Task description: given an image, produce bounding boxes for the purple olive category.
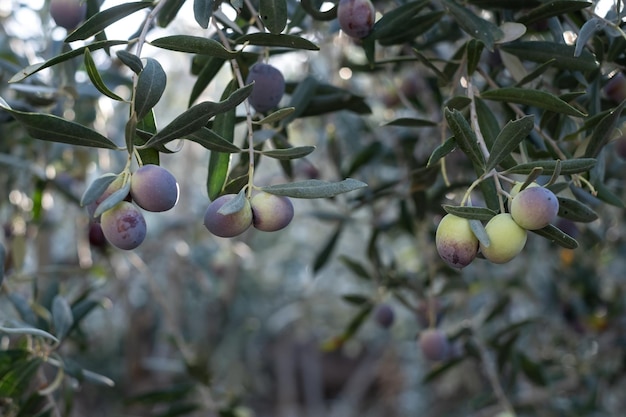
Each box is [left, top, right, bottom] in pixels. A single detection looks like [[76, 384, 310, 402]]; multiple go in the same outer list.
[[246, 63, 285, 113], [337, 0, 375, 39], [130, 164, 179, 212], [250, 192, 294, 232], [203, 194, 253, 238], [100, 202, 147, 250], [510, 187, 559, 230], [50, 0, 87, 31], [418, 329, 450, 362]]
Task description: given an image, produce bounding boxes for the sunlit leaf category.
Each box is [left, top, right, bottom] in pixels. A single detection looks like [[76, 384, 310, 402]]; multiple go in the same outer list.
[[480, 88, 586, 117], [65, 1, 153, 42], [261, 178, 367, 199], [135, 58, 167, 120]]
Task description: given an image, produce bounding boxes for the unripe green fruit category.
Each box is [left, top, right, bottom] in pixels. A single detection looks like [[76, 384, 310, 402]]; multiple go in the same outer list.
[[510, 187, 559, 230], [509, 181, 540, 200], [130, 164, 179, 212], [480, 213, 527, 264], [250, 193, 294, 232], [418, 329, 450, 362], [246, 63, 285, 113], [100, 202, 147, 250], [435, 214, 479, 269], [337, 0, 375, 39], [203, 194, 253, 238], [50, 0, 87, 30]]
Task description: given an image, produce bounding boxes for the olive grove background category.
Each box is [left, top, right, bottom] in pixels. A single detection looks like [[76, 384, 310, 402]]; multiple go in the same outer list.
[[2, 0, 626, 416]]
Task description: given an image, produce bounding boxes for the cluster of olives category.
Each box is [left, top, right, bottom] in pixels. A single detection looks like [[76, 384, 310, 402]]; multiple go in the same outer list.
[[436, 183, 560, 268], [203, 192, 294, 238], [88, 165, 179, 250]]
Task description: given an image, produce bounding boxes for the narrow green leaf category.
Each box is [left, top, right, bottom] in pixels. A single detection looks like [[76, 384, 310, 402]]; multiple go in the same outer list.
[[261, 178, 367, 199], [575, 17, 606, 57], [486, 115, 534, 171], [515, 60, 556, 87], [444, 108, 486, 171], [518, 352, 548, 386], [377, 11, 445, 46], [368, 0, 428, 39], [427, 137, 457, 167], [584, 101, 625, 158], [10, 40, 127, 83], [80, 173, 119, 206], [468, 0, 541, 7], [144, 83, 253, 148], [150, 35, 238, 59], [383, 117, 437, 127], [235, 33, 320, 50], [261, 146, 316, 160], [517, 0, 592, 25], [341, 303, 374, 341], [52, 296, 74, 341], [135, 58, 167, 120], [341, 294, 372, 305], [443, 0, 503, 50], [116, 50, 143, 74], [207, 81, 238, 200], [260, 0, 287, 34], [504, 158, 596, 175], [217, 189, 247, 215], [185, 127, 241, 153], [480, 87, 586, 117], [0, 325, 58, 343], [0, 243, 5, 286], [158, 0, 186, 27], [474, 98, 516, 170], [135, 111, 160, 165], [84, 49, 124, 101], [442, 205, 497, 221], [188, 56, 226, 107], [65, 2, 153, 42], [282, 76, 318, 125], [557, 197, 598, 222], [193, 0, 213, 29], [344, 142, 383, 177], [300, 0, 337, 21], [531, 224, 578, 249], [93, 179, 131, 218], [593, 180, 625, 208], [313, 224, 343, 273], [0, 106, 118, 149], [338, 255, 371, 280], [255, 107, 296, 125], [466, 39, 484, 76], [501, 41, 599, 72]]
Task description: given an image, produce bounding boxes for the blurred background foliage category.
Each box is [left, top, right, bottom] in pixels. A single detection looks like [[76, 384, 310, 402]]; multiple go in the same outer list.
[[2, 0, 626, 416]]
